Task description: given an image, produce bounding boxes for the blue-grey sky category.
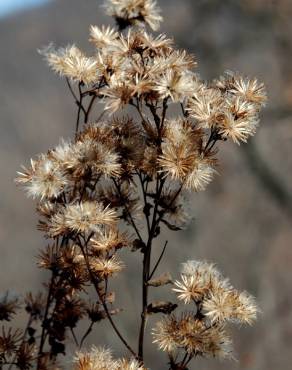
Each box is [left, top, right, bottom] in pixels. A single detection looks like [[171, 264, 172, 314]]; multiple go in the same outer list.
[[0, 0, 50, 17]]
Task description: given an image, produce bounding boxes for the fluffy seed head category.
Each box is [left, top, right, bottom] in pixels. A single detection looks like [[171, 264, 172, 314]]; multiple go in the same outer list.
[[152, 314, 233, 358], [16, 156, 68, 200], [41, 44, 99, 84], [90, 256, 124, 278], [50, 202, 117, 236]]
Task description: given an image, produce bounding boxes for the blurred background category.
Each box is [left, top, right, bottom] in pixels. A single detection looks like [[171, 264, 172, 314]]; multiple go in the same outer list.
[[0, 0, 291, 369]]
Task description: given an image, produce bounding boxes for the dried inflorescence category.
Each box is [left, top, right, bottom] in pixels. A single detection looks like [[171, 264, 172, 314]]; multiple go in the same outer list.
[[152, 313, 232, 359], [0, 292, 20, 322], [152, 261, 258, 364], [74, 347, 146, 370], [10, 0, 266, 369], [174, 260, 258, 325]]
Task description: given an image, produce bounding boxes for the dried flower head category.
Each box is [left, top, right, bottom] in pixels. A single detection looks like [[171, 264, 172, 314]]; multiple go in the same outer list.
[[117, 358, 146, 370], [154, 70, 194, 102], [203, 289, 258, 325], [15, 342, 35, 370], [74, 347, 147, 370], [16, 156, 68, 200], [184, 159, 216, 191], [50, 201, 117, 236], [91, 230, 129, 252], [24, 292, 46, 321], [152, 313, 232, 359], [74, 347, 117, 370], [40, 44, 99, 84], [104, 0, 163, 31], [0, 327, 22, 358], [216, 71, 267, 105], [89, 25, 119, 50], [0, 292, 20, 322], [90, 255, 124, 278], [217, 109, 259, 144]]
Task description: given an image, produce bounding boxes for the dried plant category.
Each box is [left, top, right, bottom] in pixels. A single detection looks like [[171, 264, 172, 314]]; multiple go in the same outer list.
[[1, 0, 267, 369]]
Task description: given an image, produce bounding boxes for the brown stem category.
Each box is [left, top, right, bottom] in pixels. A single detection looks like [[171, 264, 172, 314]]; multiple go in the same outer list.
[[180, 102, 187, 117], [138, 176, 165, 360], [137, 171, 151, 234], [131, 100, 149, 132], [79, 322, 94, 349], [75, 82, 84, 136], [36, 272, 55, 370], [146, 102, 160, 131], [70, 328, 79, 347], [66, 78, 87, 125], [137, 98, 170, 361], [160, 97, 169, 135], [138, 244, 151, 360], [84, 94, 97, 124], [83, 77, 106, 124]]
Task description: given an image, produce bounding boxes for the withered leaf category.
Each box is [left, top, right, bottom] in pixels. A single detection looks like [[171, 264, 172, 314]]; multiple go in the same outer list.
[[148, 272, 172, 287], [147, 301, 177, 315]]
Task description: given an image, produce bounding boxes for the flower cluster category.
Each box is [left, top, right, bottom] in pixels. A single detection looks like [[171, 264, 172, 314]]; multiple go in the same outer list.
[[74, 347, 146, 370], [152, 313, 232, 359], [38, 18, 266, 197], [152, 261, 258, 361]]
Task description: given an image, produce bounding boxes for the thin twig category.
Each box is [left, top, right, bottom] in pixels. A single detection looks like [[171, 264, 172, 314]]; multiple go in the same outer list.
[[77, 240, 137, 359], [112, 178, 144, 243], [131, 100, 148, 132], [36, 272, 55, 370], [66, 78, 86, 116], [180, 102, 187, 117], [137, 171, 151, 234], [80, 322, 94, 349], [95, 109, 106, 123], [149, 241, 168, 280], [84, 95, 97, 124], [75, 82, 84, 135], [66, 77, 78, 101], [160, 98, 169, 134], [70, 328, 79, 347]]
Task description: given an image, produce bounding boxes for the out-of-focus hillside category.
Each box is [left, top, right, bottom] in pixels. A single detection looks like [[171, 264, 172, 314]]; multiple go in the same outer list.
[[0, 1, 291, 369]]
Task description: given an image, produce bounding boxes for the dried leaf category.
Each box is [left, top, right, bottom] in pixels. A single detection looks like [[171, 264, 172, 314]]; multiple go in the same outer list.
[[147, 301, 177, 315], [148, 272, 172, 287]]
